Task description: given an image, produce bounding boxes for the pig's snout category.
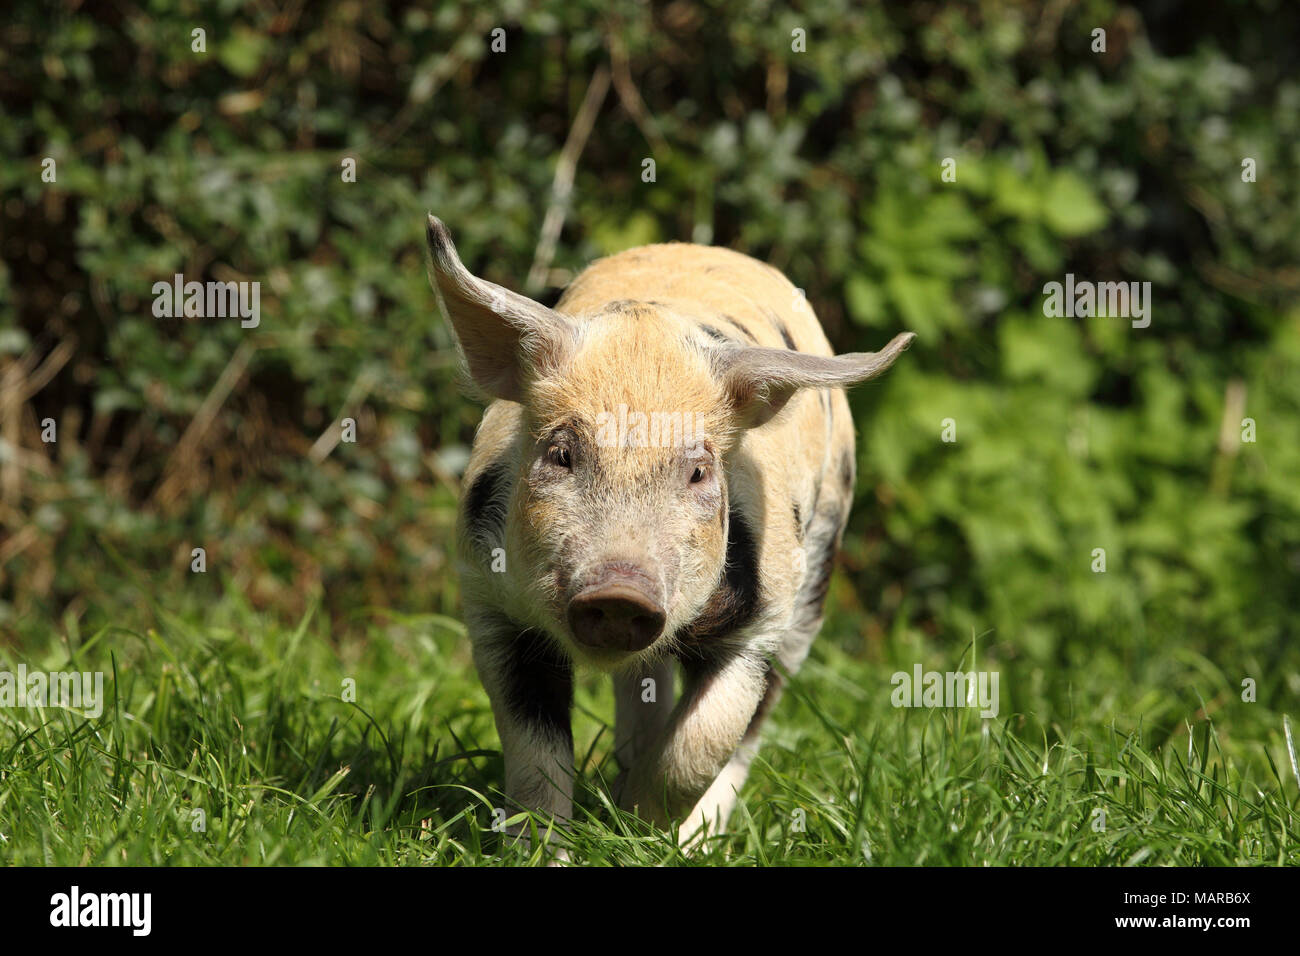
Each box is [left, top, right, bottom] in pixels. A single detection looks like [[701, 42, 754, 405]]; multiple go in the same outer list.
[[567, 564, 666, 653]]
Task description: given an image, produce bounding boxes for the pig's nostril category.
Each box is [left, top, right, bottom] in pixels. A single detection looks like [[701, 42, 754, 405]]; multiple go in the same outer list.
[[567, 583, 666, 653]]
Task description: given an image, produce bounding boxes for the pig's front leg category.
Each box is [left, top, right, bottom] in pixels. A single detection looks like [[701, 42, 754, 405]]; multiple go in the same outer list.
[[617, 650, 766, 830], [613, 658, 676, 771], [471, 622, 575, 831]]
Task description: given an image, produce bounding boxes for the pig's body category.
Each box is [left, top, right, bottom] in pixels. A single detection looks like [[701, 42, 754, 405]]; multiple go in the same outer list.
[[428, 217, 911, 844]]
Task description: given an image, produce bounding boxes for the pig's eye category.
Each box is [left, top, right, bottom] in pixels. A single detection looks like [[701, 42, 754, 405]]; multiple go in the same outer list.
[[689, 464, 708, 484], [547, 444, 572, 469]]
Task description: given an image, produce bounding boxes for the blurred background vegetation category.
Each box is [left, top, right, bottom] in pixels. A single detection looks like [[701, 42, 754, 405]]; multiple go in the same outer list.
[[1, 0, 1297, 739]]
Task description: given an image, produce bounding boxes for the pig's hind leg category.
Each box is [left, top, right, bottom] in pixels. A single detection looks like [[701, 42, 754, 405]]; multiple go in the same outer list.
[[679, 519, 842, 845], [677, 625, 816, 846]]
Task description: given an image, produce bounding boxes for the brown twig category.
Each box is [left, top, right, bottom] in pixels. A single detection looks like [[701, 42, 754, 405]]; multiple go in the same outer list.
[[151, 340, 257, 509], [308, 369, 375, 464], [526, 65, 611, 293], [608, 32, 668, 154]]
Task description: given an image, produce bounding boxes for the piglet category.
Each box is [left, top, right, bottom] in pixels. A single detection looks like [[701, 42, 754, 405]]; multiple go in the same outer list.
[[426, 215, 913, 844]]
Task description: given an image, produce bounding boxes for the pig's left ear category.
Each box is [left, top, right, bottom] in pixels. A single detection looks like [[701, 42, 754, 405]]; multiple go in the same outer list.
[[425, 214, 578, 403], [717, 332, 916, 428]]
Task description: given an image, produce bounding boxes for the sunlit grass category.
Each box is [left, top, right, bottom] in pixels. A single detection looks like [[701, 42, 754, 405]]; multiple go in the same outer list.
[[2, 593, 1296, 866]]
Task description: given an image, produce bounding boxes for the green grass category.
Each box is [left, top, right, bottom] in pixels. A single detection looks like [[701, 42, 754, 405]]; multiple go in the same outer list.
[[2, 591, 1297, 866]]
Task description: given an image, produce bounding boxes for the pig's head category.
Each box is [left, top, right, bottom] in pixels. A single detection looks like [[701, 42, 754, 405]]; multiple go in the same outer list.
[[427, 215, 912, 670]]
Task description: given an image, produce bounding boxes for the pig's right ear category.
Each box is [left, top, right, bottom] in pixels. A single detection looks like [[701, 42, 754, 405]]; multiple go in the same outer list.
[[425, 214, 577, 402]]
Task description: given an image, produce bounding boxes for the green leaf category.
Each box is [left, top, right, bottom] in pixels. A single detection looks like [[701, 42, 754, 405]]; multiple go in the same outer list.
[[1043, 171, 1108, 236], [845, 275, 887, 327], [218, 27, 271, 79]]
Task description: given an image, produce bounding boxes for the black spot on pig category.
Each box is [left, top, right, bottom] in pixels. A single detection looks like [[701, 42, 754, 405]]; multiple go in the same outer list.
[[840, 450, 855, 491], [717, 314, 759, 343], [465, 460, 509, 546], [678, 505, 762, 651], [500, 626, 573, 744], [757, 307, 796, 350], [801, 513, 843, 615]]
